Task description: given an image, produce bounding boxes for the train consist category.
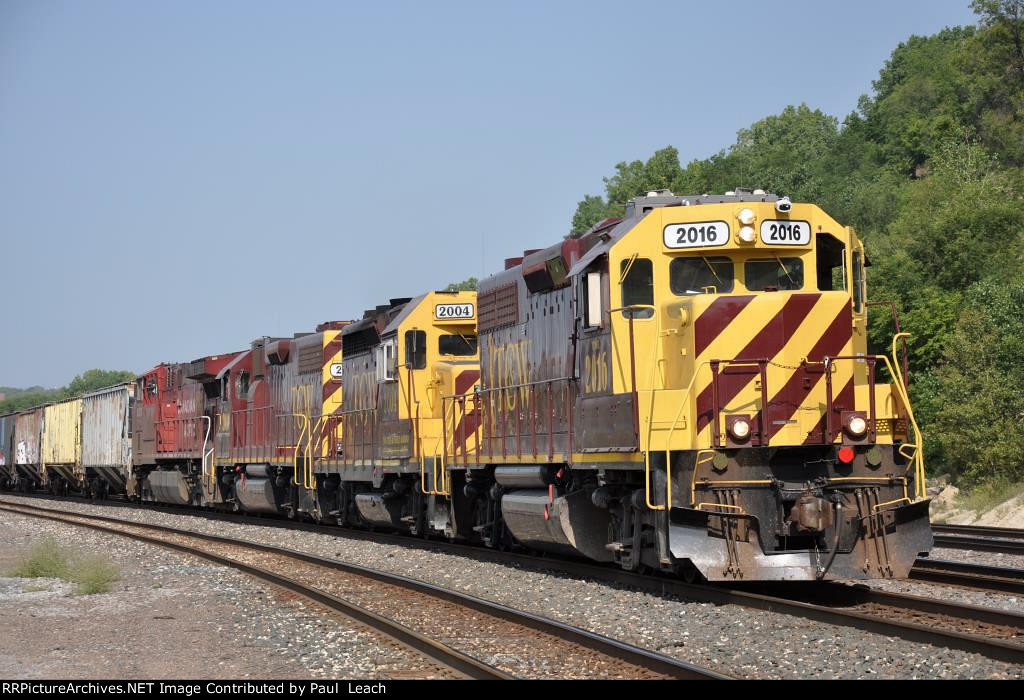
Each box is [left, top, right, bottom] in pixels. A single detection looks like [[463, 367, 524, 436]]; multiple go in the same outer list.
[[0, 190, 932, 581]]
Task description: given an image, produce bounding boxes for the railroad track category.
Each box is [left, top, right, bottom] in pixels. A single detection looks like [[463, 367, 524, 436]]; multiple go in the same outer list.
[[911, 558, 1024, 595], [4, 495, 1024, 667], [933, 524, 1024, 539], [0, 501, 725, 681], [931, 524, 1024, 555]]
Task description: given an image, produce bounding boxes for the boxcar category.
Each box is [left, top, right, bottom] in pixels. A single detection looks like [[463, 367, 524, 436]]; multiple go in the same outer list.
[[81, 383, 134, 496]]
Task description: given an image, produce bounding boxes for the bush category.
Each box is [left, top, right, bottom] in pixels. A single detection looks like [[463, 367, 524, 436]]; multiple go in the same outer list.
[[9, 537, 120, 595]]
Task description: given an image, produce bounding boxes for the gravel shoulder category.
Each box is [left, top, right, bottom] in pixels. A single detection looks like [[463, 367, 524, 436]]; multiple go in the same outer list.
[[0, 510, 441, 680], [1, 495, 1020, 679]]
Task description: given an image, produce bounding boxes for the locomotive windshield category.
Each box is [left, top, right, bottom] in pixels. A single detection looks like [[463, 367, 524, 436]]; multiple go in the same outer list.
[[744, 257, 804, 291], [669, 256, 734, 296], [439, 334, 477, 356]]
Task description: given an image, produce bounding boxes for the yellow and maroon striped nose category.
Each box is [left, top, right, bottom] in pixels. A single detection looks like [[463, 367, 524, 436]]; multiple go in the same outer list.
[[690, 292, 854, 445]]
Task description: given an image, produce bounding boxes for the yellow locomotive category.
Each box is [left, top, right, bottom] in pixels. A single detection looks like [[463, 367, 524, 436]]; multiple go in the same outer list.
[[442, 189, 931, 581]]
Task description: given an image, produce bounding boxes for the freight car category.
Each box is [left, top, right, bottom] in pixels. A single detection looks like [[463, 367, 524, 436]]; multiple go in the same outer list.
[[12, 407, 44, 491], [42, 397, 83, 494], [80, 382, 134, 498]]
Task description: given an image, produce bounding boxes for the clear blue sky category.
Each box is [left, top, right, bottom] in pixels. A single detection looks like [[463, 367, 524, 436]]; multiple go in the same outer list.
[[0, 1, 978, 387]]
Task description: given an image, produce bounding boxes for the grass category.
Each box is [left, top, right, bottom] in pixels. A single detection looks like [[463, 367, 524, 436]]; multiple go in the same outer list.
[[8, 536, 120, 595], [959, 479, 1024, 516]]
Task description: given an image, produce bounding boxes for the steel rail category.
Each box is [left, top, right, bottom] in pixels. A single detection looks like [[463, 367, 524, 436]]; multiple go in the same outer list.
[[911, 558, 1024, 595], [4, 495, 1024, 666], [0, 504, 507, 681], [932, 524, 1024, 539], [933, 534, 1024, 555], [0, 501, 727, 681]]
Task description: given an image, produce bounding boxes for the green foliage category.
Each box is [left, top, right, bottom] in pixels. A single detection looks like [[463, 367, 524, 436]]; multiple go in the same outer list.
[[0, 369, 135, 415], [568, 7, 1024, 488], [71, 554, 121, 595], [9, 536, 120, 595], [63, 369, 136, 398], [444, 277, 478, 292], [10, 537, 71, 579]]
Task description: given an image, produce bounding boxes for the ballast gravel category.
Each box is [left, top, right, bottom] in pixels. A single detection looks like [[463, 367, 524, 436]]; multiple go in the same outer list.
[[1, 494, 1021, 680], [0, 511, 447, 680]]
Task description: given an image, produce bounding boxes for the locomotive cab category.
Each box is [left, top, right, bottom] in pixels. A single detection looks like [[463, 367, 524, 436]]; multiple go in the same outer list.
[[340, 291, 480, 535]]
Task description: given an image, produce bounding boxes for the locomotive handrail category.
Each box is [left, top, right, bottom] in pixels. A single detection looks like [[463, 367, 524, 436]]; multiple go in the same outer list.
[[153, 415, 205, 453], [645, 360, 711, 511], [290, 413, 311, 489], [201, 415, 215, 496]]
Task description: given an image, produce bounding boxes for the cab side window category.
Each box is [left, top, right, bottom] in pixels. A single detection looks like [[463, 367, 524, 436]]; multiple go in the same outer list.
[[852, 251, 865, 312], [620, 258, 654, 319], [816, 233, 847, 291], [405, 330, 427, 370]]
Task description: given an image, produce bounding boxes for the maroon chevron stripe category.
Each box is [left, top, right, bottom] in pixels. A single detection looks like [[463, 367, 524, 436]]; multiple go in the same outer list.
[[802, 376, 855, 445], [454, 369, 480, 397], [695, 294, 820, 433], [694, 295, 755, 358], [762, 303, 854, 441]]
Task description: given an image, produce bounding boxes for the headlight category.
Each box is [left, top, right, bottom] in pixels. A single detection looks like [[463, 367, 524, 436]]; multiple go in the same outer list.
[[847, 415, 867, 436], [737, 208, 756, 225], [738, 225, 756, 243], [729, 418, 751, 440]]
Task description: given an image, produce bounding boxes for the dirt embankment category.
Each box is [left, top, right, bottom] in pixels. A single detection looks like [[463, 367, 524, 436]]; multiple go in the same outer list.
[[929, 483, 1024, 527]]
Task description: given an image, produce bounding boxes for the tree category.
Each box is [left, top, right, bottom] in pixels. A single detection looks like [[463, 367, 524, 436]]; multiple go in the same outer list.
[[444, 277, 478, 292], [63, 369, 137, 398], [0, 369, 137, 414]]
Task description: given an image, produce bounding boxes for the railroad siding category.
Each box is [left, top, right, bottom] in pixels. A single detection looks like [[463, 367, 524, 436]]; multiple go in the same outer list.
[[42, 398, 82, 466], [81, 384, 133, 469]]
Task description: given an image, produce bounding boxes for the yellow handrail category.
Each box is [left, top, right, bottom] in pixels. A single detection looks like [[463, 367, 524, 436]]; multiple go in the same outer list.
[[879, 335, 926, 500], [291, 413, 310, 488]]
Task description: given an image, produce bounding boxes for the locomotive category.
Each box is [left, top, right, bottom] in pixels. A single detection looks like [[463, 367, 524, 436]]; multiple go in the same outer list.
[[0, 190, 932, 582]]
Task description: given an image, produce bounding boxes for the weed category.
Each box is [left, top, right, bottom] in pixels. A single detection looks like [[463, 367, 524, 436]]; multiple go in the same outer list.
[[8, 537, 120, 595]]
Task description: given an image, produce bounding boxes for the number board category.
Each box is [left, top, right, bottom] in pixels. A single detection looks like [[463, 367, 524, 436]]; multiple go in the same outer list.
[[435, 303, 475, 320], [329, 363, 343, 379], [663, 221, 729, 249], [760, 220, 811, 246]]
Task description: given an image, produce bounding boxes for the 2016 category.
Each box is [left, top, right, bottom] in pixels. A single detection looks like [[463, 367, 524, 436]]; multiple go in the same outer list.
[[676, 225, 720, 245], [767, 223, 803, 242]]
